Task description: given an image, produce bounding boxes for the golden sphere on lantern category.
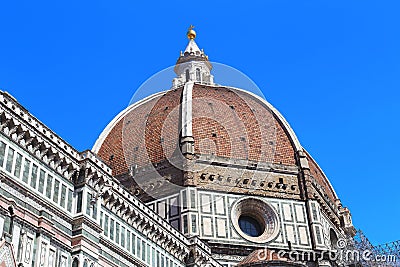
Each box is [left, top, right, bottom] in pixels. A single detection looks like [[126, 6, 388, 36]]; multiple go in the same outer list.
[[187, 25, 196, 40]]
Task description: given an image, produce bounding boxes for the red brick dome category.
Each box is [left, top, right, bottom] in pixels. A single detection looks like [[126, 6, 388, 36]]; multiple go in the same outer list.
[[92, 83, 339, 204], [93, 84, 301, 175]]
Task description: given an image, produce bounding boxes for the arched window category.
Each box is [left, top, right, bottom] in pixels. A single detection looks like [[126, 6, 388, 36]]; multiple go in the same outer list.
[[185, 69, 190, 82], [196, 68, 201, 82], [72, 258, 79, 267], [330, 229, 338, 250]]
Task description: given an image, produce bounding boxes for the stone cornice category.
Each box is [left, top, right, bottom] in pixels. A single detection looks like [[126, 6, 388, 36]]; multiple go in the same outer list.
[[99, 237, 147, 267], [188, 236, 224, 267], [99, 183, 190, 261], [306, 175, 341, 228], [0, 91, 112, 182]]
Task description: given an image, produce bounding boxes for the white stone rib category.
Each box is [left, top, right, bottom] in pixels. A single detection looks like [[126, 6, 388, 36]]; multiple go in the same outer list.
[[181, 82, 193, 137]]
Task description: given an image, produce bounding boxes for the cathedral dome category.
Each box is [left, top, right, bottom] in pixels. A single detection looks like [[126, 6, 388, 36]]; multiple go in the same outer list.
[[93, 83, 300, 173], [92, 27, 339, 208], [92, 83, 338, 203]]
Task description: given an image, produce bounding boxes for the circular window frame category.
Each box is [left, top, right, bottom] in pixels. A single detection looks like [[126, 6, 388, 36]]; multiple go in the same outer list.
[[231, 197, 280, 243]]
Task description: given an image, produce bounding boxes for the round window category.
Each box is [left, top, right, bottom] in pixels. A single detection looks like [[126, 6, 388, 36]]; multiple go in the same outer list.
[[231, 197, 279, 243], [238, 215, 264, 237]]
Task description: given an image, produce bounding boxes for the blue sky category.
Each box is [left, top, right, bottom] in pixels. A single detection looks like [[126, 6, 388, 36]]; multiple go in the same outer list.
[[0, 1, 399, 245]]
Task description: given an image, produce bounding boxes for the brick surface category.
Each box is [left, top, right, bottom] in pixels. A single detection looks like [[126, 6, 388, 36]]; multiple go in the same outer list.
[[192, 85, 296, 165], [97, 84, 297, 177], [306, 152, 337, 203], [97, 88, 182, 176]]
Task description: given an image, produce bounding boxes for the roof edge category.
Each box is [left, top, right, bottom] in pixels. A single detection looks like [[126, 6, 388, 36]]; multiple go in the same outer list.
[[304, 149, 339, 200], [91, 90, 169, 153]]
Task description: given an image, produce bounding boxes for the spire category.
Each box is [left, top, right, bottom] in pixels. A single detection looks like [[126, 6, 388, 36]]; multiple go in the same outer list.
[[172, 26, 214, 88], [184, 39, 201, 55]]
